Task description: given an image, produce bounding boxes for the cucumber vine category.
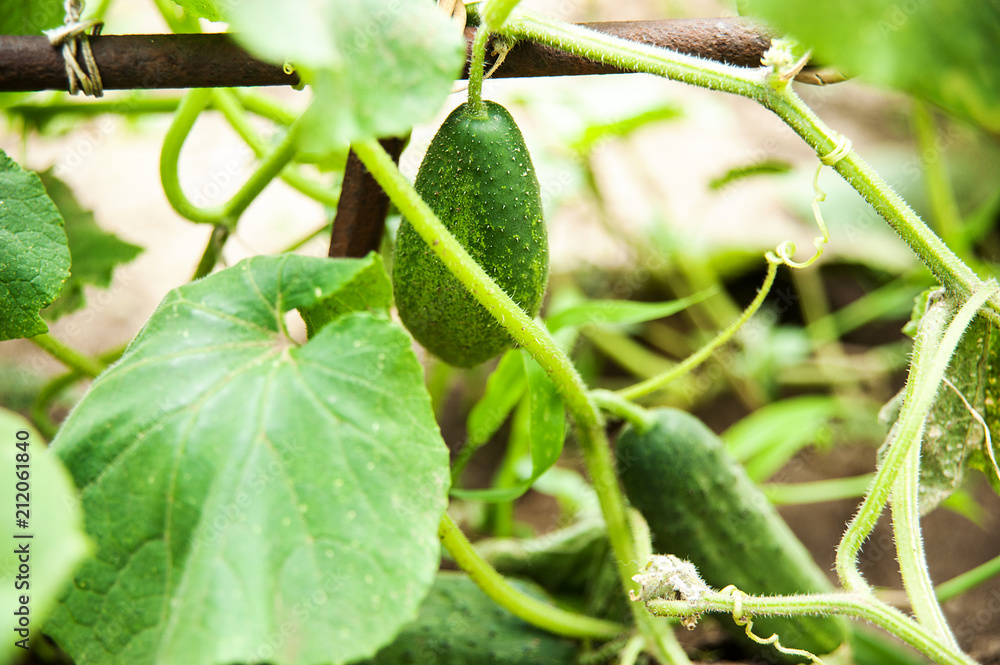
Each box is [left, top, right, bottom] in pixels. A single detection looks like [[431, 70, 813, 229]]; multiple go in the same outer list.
[[9, 2, 997, 665], [358, 8, 996, 665]]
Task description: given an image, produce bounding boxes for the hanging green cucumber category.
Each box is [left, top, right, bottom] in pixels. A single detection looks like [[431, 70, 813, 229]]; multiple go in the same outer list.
[[392, 100, 549, 367], [355, 572, 578, 665], [616, 408, 848, 662]]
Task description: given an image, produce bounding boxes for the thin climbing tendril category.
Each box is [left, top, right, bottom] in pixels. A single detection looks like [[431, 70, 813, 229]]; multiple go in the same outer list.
[[721, 586, 824, 665], [767, 134, 850, 269]]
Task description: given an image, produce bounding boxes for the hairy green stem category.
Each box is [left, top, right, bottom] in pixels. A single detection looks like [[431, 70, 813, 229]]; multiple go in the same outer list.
[[592, 389, 655, 432], [353, 132, 630, 555], [835, 296, 947, 594], [836, 282, 999, 592], [467, 27, 490, 115], [616, 260, 777, 401], [481, 0, 522, 29], [439, 513, 625, 639], [29, 333, 105, 377], [498, 10, 998, 324], [644, 591, 977, 665], [352, 136, 686, 662], [891, 441, 958, 646], [768, 92, 994, 321]]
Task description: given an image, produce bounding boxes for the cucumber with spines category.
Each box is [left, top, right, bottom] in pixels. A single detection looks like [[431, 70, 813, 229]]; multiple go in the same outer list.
[[393, 100, 548, 368], [616, 407, 848, 662]]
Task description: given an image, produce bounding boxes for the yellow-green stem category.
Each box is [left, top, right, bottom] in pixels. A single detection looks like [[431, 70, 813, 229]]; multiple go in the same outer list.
[[29, 333, 105, 377], [645, 591, 976, 665], [467, 28, 490, 115], [439, 513, 625, 639], [351, 136, 682, 661], [891, 441, 958, 646], [617, 260, 777, 401]]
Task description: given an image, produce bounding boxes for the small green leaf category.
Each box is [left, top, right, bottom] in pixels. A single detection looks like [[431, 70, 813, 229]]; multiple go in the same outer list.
[[722, 395, 841, 482], [221, 0, 466, 151], [544, 290, 715, 333], [744, 0, 1000, 133], [708, 159, 793, 190], [38, 171, 143, 320], [465, 350, 527, 447], [571, 105, 683, 154], [47, 255, 450, 665], [0, 149, 70, 340], [0, 409, 90, 664], [522, 351, 566, 475], [298, 252, 392, 336], [451, 353, 565, 503], [0, 0, 64, 34]]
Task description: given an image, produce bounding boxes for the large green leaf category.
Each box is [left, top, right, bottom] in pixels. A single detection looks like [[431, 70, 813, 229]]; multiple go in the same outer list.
[[217, 0, 466, 151], [47, 255, 450, 665], [0, 149, 70, 340], [38, 171, 143, 320], [0, 410, 90, 664], [0, 0, 64, 34], [745, 0, 1000, 133]]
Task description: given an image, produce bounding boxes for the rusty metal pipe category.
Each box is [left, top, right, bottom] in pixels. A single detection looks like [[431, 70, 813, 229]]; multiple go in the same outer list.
[[0, 19, 775, 93]]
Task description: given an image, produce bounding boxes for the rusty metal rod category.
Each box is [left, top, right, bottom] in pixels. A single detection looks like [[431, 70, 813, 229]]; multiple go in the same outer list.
[[0, 18, 776, 93], [329, 138, 407, 259], [467, 19, 774, 78]]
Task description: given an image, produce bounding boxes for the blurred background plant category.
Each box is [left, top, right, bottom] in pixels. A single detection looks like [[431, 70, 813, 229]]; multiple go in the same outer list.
[[1, 0, 999, 662]]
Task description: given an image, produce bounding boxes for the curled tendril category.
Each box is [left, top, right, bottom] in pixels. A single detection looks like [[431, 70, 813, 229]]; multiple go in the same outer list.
[[720, 586, 825, 665], [820, 135, 853, 166], [766, 134, 852, 269]]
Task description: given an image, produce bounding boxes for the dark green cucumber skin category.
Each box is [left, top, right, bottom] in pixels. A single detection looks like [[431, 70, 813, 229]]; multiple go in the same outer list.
[[359, 573, 577, 665], [616, 408, 847, 661], [393, 100, 548, 368]]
